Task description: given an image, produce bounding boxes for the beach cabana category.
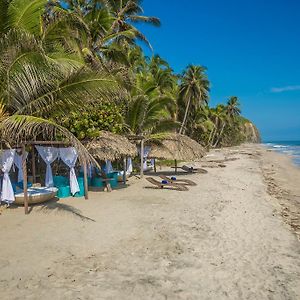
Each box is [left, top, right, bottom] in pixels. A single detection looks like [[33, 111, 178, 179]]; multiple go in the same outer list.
[[85, 131, 137, 183], [144, 133, 206, 173], [0, 141, 92, 214]]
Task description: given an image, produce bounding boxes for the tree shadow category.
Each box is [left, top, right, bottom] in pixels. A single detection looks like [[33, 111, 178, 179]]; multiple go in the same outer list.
[[29, 198, 96, 222]]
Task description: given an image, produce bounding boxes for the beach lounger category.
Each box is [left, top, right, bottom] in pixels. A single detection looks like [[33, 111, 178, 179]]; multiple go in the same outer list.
[[171, 165, 208, 174], [181, 165, 208, 174], [146, 177, 189, 191], [159, 175, 197, 186]]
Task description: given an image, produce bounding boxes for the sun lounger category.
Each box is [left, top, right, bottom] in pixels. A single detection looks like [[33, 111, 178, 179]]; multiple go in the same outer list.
[[181, 165, 208, 174], [146, 177, 188, 191], [171, 165, 208, 173], [159, 175, 197, 186]]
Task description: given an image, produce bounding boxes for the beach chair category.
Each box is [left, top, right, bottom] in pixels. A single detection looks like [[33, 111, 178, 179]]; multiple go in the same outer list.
[[181, 165, 208, 174], [159, 175, 197, 186], [146, 177, 189, 191]]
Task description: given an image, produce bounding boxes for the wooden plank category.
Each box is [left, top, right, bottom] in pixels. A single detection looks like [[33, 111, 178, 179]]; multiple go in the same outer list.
[[31, 146, 36, 183], [123, 157, 127, 184], [25, 141, 71, 146], [22, 144, 29, 215], [140, 139, 144, 178], [83, 160, 89, 200]]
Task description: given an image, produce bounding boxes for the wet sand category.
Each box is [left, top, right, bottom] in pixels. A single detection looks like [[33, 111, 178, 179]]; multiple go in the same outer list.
[[0, 144, 300, 299]]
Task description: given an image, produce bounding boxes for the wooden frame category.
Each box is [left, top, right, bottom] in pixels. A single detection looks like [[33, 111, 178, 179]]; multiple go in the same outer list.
[[127, 135, 145, 179], [17, 141, 89, 215]]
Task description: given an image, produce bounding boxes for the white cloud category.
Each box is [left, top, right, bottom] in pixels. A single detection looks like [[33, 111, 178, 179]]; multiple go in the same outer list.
[[270, 85, 300, 93]]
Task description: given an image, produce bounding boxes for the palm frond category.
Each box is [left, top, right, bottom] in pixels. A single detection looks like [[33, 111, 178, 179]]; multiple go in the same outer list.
[[8, 0, 47, 35], [0, 114, 99, 165], [9, 64, 121, 116]]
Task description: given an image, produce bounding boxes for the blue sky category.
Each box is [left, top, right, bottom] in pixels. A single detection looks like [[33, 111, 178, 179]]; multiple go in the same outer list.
[[138, 0, 300, 141]]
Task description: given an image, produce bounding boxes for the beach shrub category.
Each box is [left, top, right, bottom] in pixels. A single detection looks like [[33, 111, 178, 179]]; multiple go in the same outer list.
[[55, 102, 124, 140]]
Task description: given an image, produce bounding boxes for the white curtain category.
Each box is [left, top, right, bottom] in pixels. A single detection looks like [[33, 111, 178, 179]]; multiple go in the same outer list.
[[1, 149, 16, 204], [143, 146, 151, 170], [59, 147, 80, 195], [105, 160, 114, 174], [127, 157, 133, 174], [150, 159, 155, 168], [36, 146, 59, 187], [14, 151, 28, 183]]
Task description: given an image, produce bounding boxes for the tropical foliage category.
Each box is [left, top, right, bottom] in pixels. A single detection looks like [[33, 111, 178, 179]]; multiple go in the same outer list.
[[0, 0, 258, 156]]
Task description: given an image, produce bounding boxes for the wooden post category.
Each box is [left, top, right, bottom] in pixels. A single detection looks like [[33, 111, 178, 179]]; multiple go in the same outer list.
[[22, 145, 29, 214], [83, 160, 89, 200], [175, 159, 178, 175], [154, 159, 157, 173], [140, 139, 144, 178], [31, 146, 36, 183], [123, 157, 127, 184]]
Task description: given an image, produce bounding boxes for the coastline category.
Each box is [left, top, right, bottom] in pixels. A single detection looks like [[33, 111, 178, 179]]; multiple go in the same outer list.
[[259, 145, 300, 239], [1, 144, 300, 299]]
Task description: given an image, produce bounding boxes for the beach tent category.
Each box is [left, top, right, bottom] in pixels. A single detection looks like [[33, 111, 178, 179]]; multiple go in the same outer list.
[[145, 133, 206, 173], [85, 131, 137, 183], [0, 141, 92, 214]]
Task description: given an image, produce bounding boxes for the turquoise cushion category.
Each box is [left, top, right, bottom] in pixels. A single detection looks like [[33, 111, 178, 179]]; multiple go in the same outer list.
[[57, 185, 71, 198]]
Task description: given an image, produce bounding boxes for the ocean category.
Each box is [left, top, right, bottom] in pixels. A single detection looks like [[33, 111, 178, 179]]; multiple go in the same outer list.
[[264, 141, 300, 167]]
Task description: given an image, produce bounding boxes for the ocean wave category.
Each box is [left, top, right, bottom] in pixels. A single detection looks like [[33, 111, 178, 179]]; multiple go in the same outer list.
[[265, 142, 300, 167]]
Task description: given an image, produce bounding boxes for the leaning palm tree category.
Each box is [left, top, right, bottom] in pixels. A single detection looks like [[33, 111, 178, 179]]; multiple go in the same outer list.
[[124, 89, 177, 135], [104, 0, 160, 50], [226, 96, 241, 118], [178, 65, 210, 134]]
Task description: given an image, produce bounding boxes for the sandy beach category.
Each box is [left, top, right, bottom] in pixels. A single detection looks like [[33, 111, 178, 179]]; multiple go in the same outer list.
[[1, 144, 300, 300]]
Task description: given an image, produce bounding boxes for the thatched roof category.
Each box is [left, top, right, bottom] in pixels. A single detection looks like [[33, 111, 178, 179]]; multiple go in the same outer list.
[[85, 131, 137, 161], [145, 133, 206, 161]]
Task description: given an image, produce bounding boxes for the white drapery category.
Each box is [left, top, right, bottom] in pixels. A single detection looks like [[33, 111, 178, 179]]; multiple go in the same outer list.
[[59, 147, 80, 195], [1, 149, 16, 204], [36, 146, 59, 187], [127, 157, 133, 174], [14, 151, 28, 183], [143, 146, 151, 171], [105, 160, 114, 174]]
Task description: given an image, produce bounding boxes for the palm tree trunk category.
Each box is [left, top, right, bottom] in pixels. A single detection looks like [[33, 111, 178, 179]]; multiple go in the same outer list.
[[213, 123, 226, 147], [207, 126, 215, 148], [179, 96, 191, 134]]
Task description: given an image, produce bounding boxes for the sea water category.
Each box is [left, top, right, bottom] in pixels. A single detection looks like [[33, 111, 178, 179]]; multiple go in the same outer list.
[[264, 141, 300, 167]]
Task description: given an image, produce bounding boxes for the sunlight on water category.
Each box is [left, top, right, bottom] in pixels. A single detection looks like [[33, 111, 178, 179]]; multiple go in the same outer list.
[[264, 141, 300, 167]]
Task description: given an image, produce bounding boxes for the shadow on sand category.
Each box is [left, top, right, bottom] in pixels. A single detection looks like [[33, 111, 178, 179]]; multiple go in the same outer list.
[[6, 197, 96, 222]]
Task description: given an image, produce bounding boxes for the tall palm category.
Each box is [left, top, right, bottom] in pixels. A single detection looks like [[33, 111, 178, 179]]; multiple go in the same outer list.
[[106, 0, 160, 50], [178, 65, 210, 134], [209, 105, 228, 147], [125, 68, 177, 135], [61, 0, 160, 61], [226, 96, 241, 118]]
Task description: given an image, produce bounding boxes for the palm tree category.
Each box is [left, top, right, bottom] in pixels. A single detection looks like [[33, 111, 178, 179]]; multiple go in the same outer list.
[[60, 0, 160, 63], [226, 96, 241, 118], [208, 105, 228, 147], [178, 65, 210, 134], [106, 0, 160, 50]]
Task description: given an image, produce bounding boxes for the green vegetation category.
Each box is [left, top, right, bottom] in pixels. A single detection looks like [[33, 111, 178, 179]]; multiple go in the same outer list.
[[0, 0, 259, 150]]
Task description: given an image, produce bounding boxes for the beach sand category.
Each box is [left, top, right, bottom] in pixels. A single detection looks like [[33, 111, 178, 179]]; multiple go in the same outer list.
[[0, 144, 300, 299]]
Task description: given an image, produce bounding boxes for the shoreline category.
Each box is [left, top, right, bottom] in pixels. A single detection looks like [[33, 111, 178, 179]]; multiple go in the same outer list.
[[259, 145, 300, 239], [1, 144, 300, 299]]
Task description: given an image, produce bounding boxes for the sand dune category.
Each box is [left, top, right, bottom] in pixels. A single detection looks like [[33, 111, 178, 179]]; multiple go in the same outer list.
[[0, 144, 300, 299]]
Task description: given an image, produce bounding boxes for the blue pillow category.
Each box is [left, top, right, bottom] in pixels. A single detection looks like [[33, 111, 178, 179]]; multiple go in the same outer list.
[[171, 176, 176, 180], [161, 180, 169, 184]]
